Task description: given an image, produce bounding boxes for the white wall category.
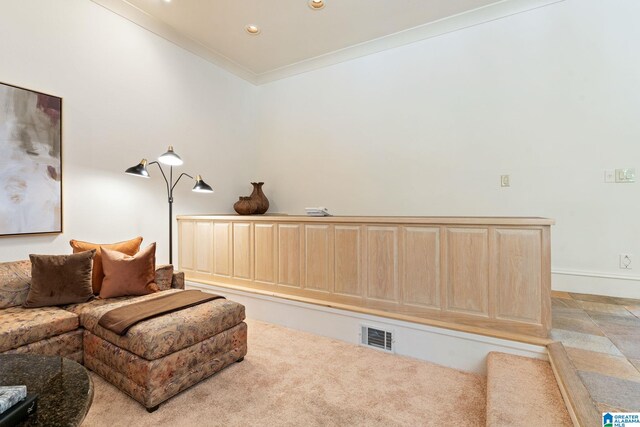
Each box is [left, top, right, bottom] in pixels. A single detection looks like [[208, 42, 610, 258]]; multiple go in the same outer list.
[[0, 0, 258, 264], [254, 0, 640, 297]]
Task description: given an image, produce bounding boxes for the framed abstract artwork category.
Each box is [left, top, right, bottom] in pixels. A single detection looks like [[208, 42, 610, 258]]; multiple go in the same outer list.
[[0, 82, 62, 236]]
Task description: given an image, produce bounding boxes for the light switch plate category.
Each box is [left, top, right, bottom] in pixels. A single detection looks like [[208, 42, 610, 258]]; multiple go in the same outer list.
[[500, 175, 510, 187], [615, 168, 636, 183]]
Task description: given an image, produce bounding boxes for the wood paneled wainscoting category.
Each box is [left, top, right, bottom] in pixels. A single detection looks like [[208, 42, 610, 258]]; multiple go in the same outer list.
[[177, 215, 554, 343]]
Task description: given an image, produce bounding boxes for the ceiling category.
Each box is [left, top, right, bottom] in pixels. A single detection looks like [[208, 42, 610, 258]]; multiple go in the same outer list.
[[91, 0, 563, 84]]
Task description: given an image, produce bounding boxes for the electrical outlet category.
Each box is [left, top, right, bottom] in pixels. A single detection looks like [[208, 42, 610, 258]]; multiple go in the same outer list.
[[604, 170, 616, 183], [620, 254, 632, 270], [500, 175, 510, 187]]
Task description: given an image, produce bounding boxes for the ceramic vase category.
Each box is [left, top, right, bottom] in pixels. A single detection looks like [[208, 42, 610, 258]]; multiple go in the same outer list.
[[249, 182, 269, 214], [233, 196, 257, 215]]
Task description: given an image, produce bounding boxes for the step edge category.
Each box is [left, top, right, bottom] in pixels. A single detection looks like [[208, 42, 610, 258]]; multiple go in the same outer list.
[[547, 342, 601, 427]]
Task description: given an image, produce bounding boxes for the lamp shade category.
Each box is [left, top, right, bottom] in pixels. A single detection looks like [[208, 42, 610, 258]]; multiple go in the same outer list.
[[192, 175, 214, 193], [125, 159, 150, 177], [158, 145, 183, 166]]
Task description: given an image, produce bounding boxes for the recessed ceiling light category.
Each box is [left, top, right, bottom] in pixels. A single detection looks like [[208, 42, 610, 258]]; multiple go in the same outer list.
[[245, 25, 261, 35], [308, 0, 325, 10]]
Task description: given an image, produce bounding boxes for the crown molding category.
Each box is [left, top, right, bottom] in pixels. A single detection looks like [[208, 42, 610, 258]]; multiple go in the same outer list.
[[91, 0, 565, 86], [89, 0, 259, 83], [254, 0, 565, 84]]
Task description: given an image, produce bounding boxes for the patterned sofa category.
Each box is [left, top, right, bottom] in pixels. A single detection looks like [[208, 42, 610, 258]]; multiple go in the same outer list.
[[0, 260, 248, 411]]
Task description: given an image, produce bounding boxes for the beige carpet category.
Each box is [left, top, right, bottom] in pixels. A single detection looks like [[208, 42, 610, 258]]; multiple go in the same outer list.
[[486, 352, 572, 427], [82, 319, 486, 426]]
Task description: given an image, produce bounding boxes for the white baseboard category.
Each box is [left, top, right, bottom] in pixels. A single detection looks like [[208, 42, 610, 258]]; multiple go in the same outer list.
[[552, 270, 640, 299], [186, 281, 547, 374]]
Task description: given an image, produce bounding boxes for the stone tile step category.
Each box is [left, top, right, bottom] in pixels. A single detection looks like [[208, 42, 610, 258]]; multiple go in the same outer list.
[[548, 342, 602, 427]]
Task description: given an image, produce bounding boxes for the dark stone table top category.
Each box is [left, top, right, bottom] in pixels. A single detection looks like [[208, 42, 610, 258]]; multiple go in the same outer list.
[[0, 354, 93, 426]]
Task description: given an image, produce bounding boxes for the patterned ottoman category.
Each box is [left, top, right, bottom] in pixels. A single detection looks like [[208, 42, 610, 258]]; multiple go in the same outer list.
[[77, 290, 247, 411]]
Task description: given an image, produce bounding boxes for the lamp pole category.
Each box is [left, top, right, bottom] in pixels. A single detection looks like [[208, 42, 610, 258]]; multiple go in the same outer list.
[[148, 161, 196, 265]]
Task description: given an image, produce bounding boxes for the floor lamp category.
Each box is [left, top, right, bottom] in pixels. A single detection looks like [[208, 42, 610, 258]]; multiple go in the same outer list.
[[125, 146, 214, 265]]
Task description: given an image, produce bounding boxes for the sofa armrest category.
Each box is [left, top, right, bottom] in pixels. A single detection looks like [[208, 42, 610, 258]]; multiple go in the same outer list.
[[171, 271, 185, 289], [155, 264, 184, 290]]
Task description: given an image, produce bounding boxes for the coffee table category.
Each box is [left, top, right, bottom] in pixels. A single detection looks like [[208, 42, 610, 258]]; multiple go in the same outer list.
[[0, 354, 93, 426]]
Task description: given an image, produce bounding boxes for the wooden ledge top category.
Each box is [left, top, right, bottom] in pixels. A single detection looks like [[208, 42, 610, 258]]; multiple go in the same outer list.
[[177, 214, 555, 226], [188, 279, 553, 346]]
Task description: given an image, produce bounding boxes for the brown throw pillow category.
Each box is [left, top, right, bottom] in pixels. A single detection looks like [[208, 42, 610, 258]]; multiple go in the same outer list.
[[70, 236, 143, 294], [0, 260, 32, 309], [24, 251, 95, 308], [100, 243, 159, 299]]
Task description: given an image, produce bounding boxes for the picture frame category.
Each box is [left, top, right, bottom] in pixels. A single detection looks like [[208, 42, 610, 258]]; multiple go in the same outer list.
[[0, 82, 63, 237]]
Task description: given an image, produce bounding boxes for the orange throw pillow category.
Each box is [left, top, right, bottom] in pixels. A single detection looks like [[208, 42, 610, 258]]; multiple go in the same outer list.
[[70, 236, 143, 294], [100, 243, 159, 299]]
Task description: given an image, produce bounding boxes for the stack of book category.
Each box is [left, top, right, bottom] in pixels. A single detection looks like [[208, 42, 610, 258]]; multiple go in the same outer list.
[[0, 386, 37, 427]]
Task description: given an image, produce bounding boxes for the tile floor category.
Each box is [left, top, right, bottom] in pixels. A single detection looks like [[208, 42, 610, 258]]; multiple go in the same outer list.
[[551, 291, 640, 413]]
